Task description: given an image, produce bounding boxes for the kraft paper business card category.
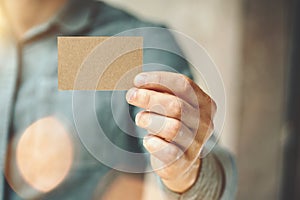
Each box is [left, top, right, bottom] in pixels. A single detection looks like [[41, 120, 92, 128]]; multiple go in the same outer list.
[[58, 36, 143, 90]]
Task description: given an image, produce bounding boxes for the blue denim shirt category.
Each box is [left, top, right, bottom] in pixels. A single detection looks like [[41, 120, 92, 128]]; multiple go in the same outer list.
[[0, 0, 237, 199]]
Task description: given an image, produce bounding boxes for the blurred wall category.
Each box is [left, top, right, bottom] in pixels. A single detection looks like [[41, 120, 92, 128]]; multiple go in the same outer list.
[[237, 0, 289, 199]]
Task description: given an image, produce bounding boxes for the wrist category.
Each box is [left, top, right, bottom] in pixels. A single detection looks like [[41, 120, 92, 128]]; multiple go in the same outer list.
[[162, 158, 201, 193]]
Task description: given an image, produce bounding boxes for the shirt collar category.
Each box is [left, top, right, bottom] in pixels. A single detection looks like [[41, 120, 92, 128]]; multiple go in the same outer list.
[[50, 0, 93, 34], [20, 0, 94, 42]]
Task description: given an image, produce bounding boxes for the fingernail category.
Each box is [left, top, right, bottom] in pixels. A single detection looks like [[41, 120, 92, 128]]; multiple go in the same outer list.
[[136, 112, 151, 128], [126, 88, 137, 102], [135, 112, 143, 126], [134, 73, 147, 87], [144, 137, 161, 150]]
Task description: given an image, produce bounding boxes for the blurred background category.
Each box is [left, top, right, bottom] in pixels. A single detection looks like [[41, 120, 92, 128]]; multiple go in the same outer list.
[[100, 0, 297, 199]]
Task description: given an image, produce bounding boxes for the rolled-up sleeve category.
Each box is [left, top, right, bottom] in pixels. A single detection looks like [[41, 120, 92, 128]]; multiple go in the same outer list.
[[160, 145, 237, 200]]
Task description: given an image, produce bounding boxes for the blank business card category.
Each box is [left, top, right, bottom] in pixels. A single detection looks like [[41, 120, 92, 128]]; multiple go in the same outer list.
[[58, 36, 143, 90]]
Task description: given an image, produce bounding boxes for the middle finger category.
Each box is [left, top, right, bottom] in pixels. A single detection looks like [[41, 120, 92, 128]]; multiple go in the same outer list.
[[126, 88, 199, 129]]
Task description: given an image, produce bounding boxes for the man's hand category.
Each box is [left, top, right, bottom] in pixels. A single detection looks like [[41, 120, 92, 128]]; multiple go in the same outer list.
[[126, 72, 216, 193]]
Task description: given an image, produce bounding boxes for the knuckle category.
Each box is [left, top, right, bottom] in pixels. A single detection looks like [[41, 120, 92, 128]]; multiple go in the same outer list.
[[167, 145, 180, 159], [178, 74, 188, 81], [209, 122, 215, 133], [167, 119, 182, 139], [181, 75, 192, 93], [152, 73, 162, 84], [211, 99, 217, 115], [135, 112, 148, 127], [203, 93, 211, 103], [168, 98, 182, 117], [201, 120, 214, 136], [201, 94, 217, 116], [137, 89, 150, 108]]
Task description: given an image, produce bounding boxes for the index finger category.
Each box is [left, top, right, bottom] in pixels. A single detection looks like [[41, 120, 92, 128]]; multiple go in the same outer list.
[[133, 71, 212, 108]]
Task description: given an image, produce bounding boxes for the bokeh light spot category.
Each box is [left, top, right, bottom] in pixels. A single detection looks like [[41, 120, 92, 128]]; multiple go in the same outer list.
[[16, 116, 73, 193]]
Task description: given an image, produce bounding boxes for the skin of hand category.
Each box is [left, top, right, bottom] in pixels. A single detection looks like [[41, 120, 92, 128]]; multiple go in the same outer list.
[[126, 71, 216, 193]]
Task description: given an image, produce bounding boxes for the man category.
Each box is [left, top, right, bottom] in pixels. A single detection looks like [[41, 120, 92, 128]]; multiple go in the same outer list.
[[0, 0, 237, 199]]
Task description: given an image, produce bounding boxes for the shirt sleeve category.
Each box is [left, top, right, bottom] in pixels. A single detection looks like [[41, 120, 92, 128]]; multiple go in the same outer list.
[[159, 145, 237, 200]]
